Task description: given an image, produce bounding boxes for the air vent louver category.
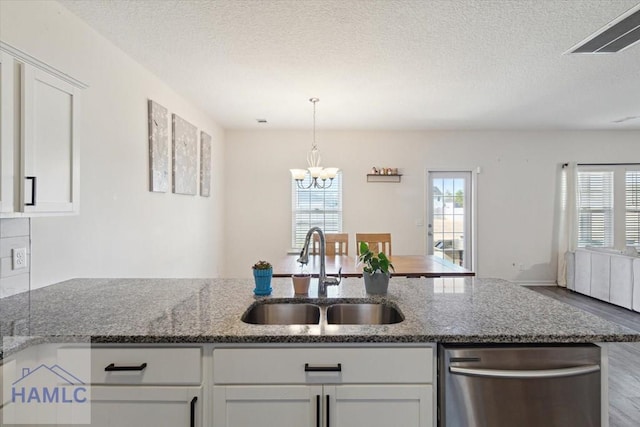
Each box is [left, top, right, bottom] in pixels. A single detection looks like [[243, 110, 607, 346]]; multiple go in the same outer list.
[[569, 5, 640, 53]]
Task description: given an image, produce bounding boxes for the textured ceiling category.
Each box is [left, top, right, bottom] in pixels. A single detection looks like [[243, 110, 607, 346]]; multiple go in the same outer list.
[[58, 0, 640, 130]]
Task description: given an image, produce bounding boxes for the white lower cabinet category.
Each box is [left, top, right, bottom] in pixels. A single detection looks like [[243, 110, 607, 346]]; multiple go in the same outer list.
[[85, 346, 203, 427], [213, 384, 431, 427], [212, 346, 435, 427], [213, 385, 321, 426], [88, 386, 202, 427], [330, 385, 432, 426], [1, 345, 203, 427], [3, 344, 436, 427]]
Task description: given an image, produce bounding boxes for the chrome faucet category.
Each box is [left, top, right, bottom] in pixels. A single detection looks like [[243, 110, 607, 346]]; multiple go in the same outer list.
[[297, 227, 342, 296]]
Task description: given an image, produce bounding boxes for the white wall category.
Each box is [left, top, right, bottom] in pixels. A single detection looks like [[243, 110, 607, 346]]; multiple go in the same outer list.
[[0, 1, 225, 289], [224, 130, 640, 283]]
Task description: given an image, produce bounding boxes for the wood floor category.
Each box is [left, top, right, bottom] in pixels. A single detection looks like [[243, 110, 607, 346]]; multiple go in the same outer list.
[[526, 286, 640, 427]]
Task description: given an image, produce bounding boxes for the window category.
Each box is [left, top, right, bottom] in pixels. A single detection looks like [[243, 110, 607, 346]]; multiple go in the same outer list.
[[577, 171, 613, 247], [626, 171, 640, 246], [576, 165, 640, 249], [291, 172, 343, 249]]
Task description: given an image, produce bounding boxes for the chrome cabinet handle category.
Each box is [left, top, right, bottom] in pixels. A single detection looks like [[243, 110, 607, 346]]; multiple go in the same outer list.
[[449, 364, 600, 379]]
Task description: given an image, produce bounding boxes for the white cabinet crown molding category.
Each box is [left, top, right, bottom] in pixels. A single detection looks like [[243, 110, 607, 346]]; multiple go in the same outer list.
[[0, 41, 88, 89]]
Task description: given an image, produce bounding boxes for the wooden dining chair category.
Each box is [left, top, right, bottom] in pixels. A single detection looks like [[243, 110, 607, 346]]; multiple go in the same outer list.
[[312, 233, 349, 256], [356, 233, 392, 256]]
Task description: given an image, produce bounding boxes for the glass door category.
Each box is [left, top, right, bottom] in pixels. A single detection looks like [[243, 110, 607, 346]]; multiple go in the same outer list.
[[427, 171, 472, 269]]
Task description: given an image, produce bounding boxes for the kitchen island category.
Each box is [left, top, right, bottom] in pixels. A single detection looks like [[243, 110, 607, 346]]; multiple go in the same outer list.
[[1, 277, 638, 427], [1, 276, 638, 349]]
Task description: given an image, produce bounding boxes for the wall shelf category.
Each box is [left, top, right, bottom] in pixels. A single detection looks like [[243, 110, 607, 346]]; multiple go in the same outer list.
[[366, 174, 402, 183]]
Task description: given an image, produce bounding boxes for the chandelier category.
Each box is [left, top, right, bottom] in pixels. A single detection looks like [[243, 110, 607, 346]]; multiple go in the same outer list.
[[290, 98, 339, 189]]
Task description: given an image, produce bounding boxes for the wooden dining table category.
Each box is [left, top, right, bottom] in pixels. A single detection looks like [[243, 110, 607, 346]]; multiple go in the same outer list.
[[272, 254, 474, 278]]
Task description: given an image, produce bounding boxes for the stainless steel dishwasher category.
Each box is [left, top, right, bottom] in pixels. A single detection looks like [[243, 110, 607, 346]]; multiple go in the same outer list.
[[439, 344, 601, 427]]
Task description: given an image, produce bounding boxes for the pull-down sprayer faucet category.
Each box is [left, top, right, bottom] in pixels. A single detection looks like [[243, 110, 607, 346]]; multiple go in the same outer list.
[[297, 227, 342, 296]]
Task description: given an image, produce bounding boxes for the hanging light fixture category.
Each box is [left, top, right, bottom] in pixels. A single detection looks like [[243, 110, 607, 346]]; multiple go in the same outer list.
[[290, 98, 339, 189]]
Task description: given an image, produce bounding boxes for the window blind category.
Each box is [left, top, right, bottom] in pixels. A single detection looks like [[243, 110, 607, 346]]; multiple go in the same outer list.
[[291, 172, 343, 249], [626, 171, 640, 247], [577, 171, 614, 247]]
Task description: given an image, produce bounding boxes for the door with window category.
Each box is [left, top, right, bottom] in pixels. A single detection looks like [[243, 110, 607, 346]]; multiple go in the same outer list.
[[427, 171, 473, 270]]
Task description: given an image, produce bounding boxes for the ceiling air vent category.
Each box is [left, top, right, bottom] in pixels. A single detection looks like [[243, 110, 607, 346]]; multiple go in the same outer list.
[[568, 4, 640, 54]]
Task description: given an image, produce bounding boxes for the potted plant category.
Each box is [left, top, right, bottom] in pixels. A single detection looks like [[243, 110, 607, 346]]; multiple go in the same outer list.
[[252, 260, 273, 296], [357, 242, 395, 294], [292, 263, 311, 295]]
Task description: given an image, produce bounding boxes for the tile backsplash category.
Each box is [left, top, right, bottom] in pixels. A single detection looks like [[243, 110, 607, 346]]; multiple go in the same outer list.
[[0, 218, 30, 298]]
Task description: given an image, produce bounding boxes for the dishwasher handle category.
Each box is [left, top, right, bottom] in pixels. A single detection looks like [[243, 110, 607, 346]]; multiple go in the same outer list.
[[449, 364, 600, 379]]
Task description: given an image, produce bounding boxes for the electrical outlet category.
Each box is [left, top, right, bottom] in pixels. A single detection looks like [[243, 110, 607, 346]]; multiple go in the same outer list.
[[12, 247, 27, 270]]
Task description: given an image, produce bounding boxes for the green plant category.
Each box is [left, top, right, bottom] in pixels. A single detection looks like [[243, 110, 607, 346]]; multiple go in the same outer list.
[[252, 260, 272, 270], [357, 242, 394, 275]]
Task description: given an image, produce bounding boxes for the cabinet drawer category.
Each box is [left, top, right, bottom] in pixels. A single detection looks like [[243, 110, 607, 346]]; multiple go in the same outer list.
[[213, 347, 433, 384], [87, 347, 201, 385]]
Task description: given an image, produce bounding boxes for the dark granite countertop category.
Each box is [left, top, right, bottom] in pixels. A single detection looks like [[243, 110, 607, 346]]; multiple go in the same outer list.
[[1, 277, 639, 358]]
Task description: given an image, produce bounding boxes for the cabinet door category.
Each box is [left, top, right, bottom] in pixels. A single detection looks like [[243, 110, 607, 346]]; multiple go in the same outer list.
[[89, 386, 202, 427], [213, 385, 322, 427], [0, 51, 16, 214], [21, 63, 79, 214], [0, 386, 202, 427], [328, 385, 433, 427]]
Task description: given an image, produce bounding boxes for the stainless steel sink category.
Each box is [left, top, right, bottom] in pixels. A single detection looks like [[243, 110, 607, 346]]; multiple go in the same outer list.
[[326, 303, 404, 325], [241, 303, 321, 325]]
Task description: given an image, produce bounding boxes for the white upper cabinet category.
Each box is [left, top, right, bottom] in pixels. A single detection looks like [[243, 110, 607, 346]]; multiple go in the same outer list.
[[21, 63, 79, 213], [0, 50, 16, 214], [0, 42, 85, 217]]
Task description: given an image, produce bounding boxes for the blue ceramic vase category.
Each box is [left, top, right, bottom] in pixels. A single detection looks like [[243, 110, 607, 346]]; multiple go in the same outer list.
[[253, 268, 273, 296]]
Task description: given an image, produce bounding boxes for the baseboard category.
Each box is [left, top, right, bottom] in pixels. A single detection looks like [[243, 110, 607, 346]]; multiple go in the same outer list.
[[513, 280, 558, 287]]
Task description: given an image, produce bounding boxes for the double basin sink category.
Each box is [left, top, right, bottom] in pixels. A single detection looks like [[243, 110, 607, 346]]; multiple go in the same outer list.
[[242, 300, 404, 325]]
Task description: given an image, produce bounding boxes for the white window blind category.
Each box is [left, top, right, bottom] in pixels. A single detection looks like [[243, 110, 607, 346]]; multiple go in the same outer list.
[[577, 171, 613, 247], [626, 171, 640, 247], [291, 172, 343, 249]]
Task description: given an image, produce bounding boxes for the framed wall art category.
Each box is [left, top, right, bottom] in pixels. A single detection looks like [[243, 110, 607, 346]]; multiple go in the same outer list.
[[200, 131, 212, 197], [172, 113, 198, 195], [148, 100, 169, 192]]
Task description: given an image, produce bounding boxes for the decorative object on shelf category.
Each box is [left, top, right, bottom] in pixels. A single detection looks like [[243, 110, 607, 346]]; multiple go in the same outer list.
[[252, 260, 273, 296], [370, 167, 400, 175], [148, 100, 169, 192], [200, 131, 212, 197], [357, 242, 395, 294], [172, 114, 198, 195], [290, 98, 339, 189]]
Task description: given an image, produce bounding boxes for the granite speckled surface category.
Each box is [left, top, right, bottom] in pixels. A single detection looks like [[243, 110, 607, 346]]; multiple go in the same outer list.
[[1, 277, 639, 358]]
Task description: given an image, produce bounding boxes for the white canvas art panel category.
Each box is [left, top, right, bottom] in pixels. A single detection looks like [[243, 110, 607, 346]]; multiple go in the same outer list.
[[172, 114, 198, 195], [200, 131, 212, 197], [148, 100, 169, 192]]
